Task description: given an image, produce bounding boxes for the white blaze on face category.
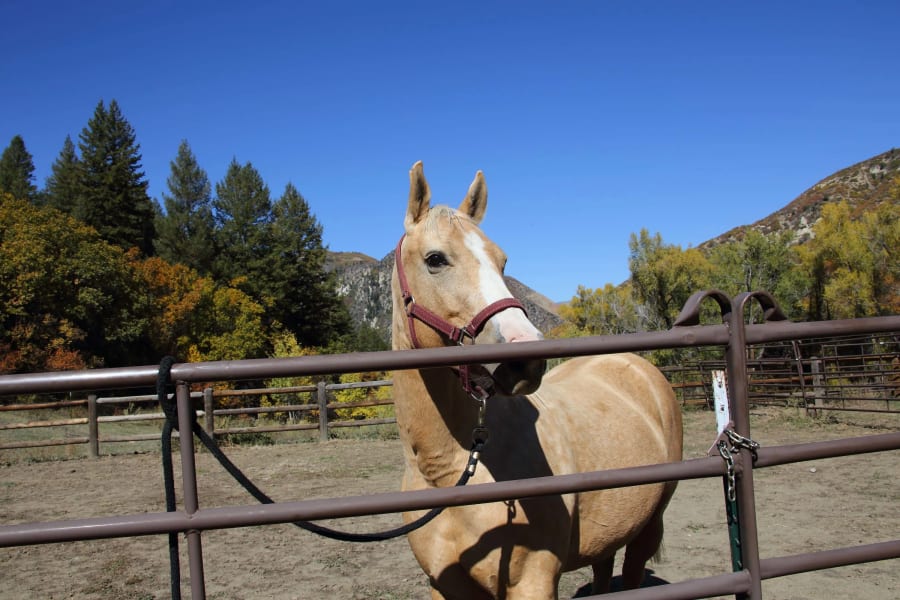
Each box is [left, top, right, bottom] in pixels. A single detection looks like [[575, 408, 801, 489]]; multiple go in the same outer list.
[[464, 231, 544, 343]]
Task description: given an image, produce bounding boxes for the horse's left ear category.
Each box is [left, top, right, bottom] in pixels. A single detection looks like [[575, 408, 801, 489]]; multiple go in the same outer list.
[[459, 170, 487, 224], [405, 161, 431, 232]]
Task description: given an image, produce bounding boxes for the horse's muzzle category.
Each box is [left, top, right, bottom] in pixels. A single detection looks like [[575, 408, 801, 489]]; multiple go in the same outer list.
[[486, 358, 546, 397]]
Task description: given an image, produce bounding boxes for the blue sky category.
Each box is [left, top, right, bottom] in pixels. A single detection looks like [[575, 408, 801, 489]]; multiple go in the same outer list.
[[2, 1, 898, 301]]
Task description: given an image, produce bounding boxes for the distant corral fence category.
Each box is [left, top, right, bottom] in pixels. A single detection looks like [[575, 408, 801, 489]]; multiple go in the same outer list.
[[662, 332, 900, 413], [0, 379, 395, 456], [3, 334, 897, 457], [1, 290, 899, 599]]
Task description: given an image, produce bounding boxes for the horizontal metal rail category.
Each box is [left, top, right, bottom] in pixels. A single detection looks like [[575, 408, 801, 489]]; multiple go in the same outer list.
[[2, 316, 897, 396], [596, 540, 900, 600], [596, 570, 752, 599], [3, 432, 898, 548], [0, 456, 723, 546]]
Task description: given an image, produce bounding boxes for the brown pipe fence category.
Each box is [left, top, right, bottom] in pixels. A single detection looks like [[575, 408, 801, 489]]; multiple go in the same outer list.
[[4, 333, 896, 456], [0, 290, 898, 599], [659, 332, 899, 412]]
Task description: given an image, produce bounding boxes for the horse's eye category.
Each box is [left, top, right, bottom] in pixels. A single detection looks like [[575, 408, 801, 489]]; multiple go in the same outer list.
[[425, 252, 449, 271]]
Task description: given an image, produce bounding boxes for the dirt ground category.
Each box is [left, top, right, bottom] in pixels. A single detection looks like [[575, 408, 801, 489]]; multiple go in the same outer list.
[[1, 408, 898, 599]]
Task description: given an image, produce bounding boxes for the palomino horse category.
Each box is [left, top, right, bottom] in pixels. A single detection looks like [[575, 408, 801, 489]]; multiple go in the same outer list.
[[392, 162, 683, 599]]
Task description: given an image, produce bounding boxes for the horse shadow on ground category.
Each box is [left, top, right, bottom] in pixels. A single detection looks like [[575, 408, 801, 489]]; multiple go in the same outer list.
[[572, 569, 670, 597]]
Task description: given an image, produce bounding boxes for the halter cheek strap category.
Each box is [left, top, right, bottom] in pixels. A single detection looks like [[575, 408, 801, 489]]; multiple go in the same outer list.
[[395, 234, 528, 398]]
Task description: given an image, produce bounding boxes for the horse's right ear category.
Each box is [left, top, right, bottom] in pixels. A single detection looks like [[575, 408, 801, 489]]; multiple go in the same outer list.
[[405, 161, 431, 232]]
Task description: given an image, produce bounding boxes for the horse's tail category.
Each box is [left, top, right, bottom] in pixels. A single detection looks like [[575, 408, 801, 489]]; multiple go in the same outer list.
[[651, 540, 666, 564]]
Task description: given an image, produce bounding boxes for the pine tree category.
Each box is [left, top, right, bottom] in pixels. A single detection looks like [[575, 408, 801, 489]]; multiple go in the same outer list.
[[76, 99, 156, 255], [212, 158, 274, 297], [0, 135, 38, 202], [270, 183, 350, 345], [44, 136, 81, 214], [155, 140, 216, 274]]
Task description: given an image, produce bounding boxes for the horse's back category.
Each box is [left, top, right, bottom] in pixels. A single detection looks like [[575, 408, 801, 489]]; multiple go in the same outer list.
[[535, 353, 682, 466]]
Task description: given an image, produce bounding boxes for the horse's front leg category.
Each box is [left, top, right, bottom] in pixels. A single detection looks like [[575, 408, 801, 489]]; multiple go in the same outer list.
[[501, 549, 563, 600], [430, 547, 562, 599]]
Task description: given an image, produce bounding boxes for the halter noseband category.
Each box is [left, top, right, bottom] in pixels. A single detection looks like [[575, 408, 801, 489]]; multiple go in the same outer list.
[[395, 234, 527, 399]]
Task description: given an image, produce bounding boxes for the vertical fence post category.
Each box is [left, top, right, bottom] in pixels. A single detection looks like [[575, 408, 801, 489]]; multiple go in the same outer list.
[[317, 380, 328, 442], [810, 358, 825, 418], [87, 393, 99, 458], [725, 293, 765, 600], [203, 387, 214, 435], [791, 340, 807, 417], [176, 381, 206, 599]]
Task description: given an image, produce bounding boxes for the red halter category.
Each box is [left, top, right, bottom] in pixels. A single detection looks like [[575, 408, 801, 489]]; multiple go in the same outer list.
[[395, 234, 527, 398]]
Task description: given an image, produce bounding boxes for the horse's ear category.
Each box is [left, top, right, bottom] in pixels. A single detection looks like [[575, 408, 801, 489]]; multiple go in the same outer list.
[[405, 161, 431, 231], [459, 170, 487, 224]]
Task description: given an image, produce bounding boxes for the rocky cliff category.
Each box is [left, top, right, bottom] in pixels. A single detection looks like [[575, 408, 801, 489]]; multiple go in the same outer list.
[[328, 251, 563, 340]]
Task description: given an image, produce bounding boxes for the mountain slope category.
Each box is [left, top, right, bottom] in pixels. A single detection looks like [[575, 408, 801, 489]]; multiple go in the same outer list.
[[700, 148, 899, 249]]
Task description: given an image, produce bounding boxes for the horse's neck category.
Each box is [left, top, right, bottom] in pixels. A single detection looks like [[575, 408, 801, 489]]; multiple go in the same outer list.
[[393, 367, 479, 487], [391, 281, 479, 486]]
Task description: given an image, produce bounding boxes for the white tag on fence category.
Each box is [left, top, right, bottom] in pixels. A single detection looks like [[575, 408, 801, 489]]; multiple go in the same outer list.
[[712, 370, 730, 435]]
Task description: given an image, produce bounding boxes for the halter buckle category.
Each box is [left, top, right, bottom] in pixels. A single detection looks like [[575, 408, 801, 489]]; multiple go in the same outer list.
[[402, 292, 415, 314], [456, 327, 476, 346]]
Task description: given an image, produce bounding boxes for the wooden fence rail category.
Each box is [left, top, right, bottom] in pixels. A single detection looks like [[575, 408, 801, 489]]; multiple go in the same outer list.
[[0, 380, 394, 456]]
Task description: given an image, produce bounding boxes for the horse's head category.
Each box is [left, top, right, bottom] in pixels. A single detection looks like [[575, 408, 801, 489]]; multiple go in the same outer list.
[[392, 161, 546, 397]]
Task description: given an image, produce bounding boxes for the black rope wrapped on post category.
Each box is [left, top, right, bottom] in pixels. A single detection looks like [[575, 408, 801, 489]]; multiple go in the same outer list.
[[157, 356, 182, 600]]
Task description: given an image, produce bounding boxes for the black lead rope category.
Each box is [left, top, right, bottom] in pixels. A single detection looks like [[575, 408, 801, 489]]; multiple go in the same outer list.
[[158, 357, 484, 592], [157, 356, 182, 600]]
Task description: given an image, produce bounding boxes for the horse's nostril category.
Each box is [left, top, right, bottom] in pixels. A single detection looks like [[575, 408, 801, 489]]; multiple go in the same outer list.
[[508, 333, 544, 344]]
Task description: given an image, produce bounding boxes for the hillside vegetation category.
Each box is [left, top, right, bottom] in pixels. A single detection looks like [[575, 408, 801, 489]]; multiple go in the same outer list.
[[559, 150, 899, 361]]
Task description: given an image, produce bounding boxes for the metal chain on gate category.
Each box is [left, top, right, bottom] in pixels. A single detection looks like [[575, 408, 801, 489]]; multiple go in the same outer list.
[[725, 429, 760, 459], [717, 429, 760, 503], [717, 440, 737, 503], [716, 427, 760, 572]]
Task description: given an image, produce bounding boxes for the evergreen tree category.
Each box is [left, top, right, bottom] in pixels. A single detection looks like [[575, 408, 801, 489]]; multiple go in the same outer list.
[[270, 182, 350, 346], [155, 140, 216, 274], [44, 135, 81, 214], [211, 162, 350, 347], [212, 158, 274, 298], [76, 99, 156, 255], [0, 135, 38, 202]]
